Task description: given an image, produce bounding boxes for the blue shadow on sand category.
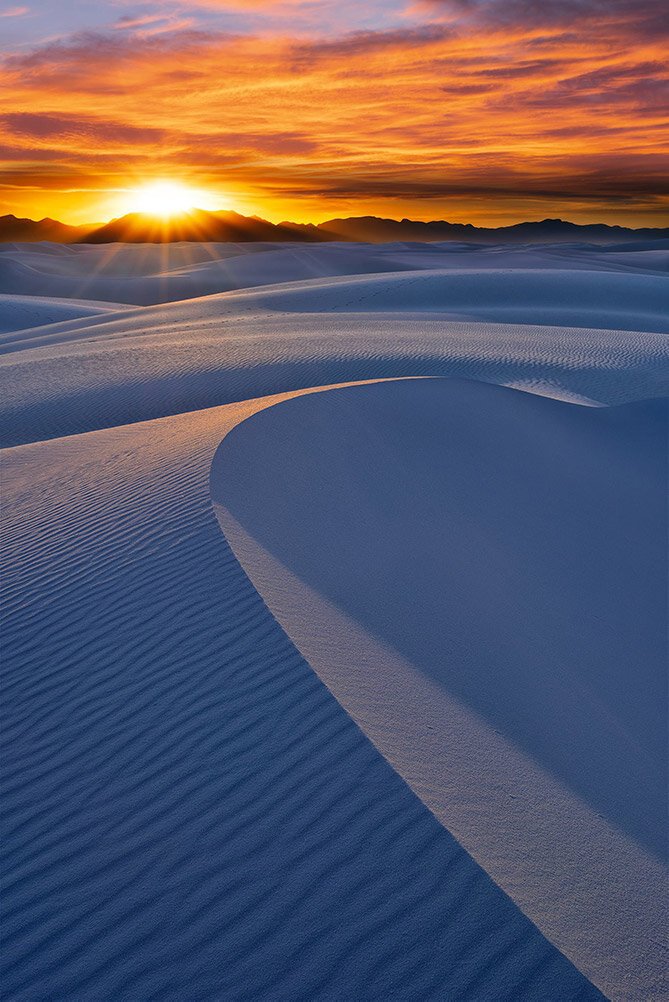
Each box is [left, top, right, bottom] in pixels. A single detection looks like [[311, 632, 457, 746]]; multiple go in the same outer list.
[[212, 378, 668, 862]]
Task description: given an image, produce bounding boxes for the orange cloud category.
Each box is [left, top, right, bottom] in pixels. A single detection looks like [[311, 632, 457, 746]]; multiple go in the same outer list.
[[0, 10, 667, 226]]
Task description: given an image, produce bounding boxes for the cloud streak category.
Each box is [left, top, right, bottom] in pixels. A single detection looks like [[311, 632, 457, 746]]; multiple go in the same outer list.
[[0, 2, 666, 225], [412, 0, 669, 39]]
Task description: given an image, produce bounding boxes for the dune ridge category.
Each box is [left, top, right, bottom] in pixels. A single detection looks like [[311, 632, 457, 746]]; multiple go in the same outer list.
[[0, 294, 131, 336]]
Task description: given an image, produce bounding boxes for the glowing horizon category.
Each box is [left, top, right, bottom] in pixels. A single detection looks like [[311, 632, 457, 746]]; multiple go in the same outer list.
[[1, 0, 667, 228], [117, 181, 223, 219]]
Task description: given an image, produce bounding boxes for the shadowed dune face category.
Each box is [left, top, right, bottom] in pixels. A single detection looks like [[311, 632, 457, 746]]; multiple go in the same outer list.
[[211, 376, 668, 998], [212, 378, 668, 861]]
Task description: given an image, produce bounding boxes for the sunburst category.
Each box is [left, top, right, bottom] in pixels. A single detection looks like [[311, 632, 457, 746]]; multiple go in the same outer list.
[[122, 181, 215, 218]]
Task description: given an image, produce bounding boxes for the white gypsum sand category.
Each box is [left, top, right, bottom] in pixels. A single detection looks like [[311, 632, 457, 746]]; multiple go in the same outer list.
[[1, 240, 667, 1001], [212, 377, 667, 1001], [0, 294, 132, 335]]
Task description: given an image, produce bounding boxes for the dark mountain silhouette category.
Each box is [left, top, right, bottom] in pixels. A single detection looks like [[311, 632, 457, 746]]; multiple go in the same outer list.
[[309, 215, 669, 244], [1, 209, 667, 245], [83, 209, 323, 244], [0, 214, 94, 243]]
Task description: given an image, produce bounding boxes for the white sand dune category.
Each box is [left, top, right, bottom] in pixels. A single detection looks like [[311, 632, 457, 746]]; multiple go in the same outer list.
[[0, 294, 131, 336], [176, 267, 669, 332], [1, 242, 667, 451], [0, 238, 667, 306], [1, 240, 667, 1001], [212, 377, 667, 1001], [1, 293, 668, 448], [4, 267, 666, 355], [2, 396, 608, 1002]]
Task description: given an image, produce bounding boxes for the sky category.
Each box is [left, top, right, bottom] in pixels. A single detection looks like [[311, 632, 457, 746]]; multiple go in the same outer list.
[[0, 0, 667, 226]]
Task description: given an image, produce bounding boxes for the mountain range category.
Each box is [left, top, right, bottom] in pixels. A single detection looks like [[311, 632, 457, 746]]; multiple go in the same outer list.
[[1, 209, 668, 245]]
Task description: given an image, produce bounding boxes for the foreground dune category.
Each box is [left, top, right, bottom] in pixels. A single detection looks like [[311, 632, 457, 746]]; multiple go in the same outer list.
[[3, 393, 611, 1002], [1, 241, 667, 1001], [213, 378, 667, 999]]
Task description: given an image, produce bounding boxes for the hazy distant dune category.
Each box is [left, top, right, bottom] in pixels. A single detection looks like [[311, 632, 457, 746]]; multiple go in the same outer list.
[[1, 238, 668, 308]]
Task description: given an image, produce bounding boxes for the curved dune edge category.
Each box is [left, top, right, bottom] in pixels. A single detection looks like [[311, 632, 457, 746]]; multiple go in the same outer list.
[[2, 387, 609, 1002], [211, 377, 668, 1002]]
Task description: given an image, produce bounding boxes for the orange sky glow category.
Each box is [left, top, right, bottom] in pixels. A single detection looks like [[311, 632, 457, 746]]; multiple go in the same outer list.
[[1, 0, 667, 227]]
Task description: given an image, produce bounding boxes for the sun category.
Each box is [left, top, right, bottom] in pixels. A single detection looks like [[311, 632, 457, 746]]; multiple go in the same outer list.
[[122, 181, 214, 218]]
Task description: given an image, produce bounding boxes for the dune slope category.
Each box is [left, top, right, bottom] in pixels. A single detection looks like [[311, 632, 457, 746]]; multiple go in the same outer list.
[[1, 398, 606, 1001], [0, 294, 131, 336], [2, 306, 668, 448], [2, 241, 667, 449], [212, 377, 668, 1000]]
